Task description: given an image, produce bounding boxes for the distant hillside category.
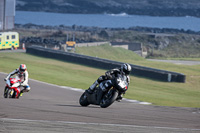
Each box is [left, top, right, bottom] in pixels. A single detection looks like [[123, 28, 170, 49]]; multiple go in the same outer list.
[[16, 0, 200, 17], [15, 23, 200, 58]]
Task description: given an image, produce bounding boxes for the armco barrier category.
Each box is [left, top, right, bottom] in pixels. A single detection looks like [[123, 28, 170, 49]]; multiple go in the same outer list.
[[26, 46, 186, 82]]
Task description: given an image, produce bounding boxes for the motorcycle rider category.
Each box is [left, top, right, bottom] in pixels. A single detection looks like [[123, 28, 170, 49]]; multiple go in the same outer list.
[[86, 63, 132, 102], [4, 64, 30, 96]]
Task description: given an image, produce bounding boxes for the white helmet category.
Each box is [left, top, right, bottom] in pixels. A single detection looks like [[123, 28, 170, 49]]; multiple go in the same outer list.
[[19, 64, 27, 74], [121, 63, 132, 75]]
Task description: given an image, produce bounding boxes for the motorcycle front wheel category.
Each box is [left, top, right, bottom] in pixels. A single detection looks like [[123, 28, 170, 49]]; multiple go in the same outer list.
[[7, 89, 13, 98], [4, 87, 8, 98], [100, 89, 118, 108], [79, 92, 90, 106]]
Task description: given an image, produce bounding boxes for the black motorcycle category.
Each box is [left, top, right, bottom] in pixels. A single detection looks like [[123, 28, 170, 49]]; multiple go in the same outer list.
[[79, 73, 128, 108]]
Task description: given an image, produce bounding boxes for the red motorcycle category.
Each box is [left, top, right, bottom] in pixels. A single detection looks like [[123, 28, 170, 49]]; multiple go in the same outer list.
[[4, 77, 21, 99]]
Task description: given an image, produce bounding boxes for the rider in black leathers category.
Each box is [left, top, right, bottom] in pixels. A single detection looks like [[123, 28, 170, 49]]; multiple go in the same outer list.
[[86, 63, 132, 102]]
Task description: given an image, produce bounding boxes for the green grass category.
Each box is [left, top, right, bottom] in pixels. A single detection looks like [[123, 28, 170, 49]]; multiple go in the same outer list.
[[0, 46, 200, 108], [165, 58, 200, 61], [0, 52, 104, 89], [76, 45, 200, 76], [76, 44, 145, 62]]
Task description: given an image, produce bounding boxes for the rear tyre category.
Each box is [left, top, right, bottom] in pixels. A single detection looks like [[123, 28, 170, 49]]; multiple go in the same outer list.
[[100, 89, 118, 108], [79, 92, 90, 106]]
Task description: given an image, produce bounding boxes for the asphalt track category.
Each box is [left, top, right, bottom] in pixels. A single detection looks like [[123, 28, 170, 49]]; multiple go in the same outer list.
[[0, 72, 200, 133]]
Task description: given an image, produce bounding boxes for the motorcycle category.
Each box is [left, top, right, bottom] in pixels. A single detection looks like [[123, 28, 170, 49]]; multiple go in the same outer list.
[[4, 77, 21, 99], [79, 73, 128, 108]]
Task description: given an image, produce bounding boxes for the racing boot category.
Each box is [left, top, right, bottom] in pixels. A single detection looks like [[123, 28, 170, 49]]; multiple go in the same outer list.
[[116, 92, 124, 102], [20, 91, 23, 97], [86, 80, 99, 94], [19, 86, 30, 97], [116, 94, 123, 102]]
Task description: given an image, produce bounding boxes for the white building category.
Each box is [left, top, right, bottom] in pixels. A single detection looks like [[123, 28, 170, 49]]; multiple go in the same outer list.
[[0, 0, 16, 30]]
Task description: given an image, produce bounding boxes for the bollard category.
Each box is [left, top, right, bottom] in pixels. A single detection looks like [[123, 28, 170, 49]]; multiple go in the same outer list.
[[22, 43, 25, 50]]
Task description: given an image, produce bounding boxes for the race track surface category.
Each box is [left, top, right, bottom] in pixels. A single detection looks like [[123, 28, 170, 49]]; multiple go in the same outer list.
[[0, 73, 199, 133]]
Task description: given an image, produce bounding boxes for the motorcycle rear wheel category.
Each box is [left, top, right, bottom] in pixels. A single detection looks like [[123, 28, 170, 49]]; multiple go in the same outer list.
[[79, 92, 90, 106], [100, 89, 118, 108]]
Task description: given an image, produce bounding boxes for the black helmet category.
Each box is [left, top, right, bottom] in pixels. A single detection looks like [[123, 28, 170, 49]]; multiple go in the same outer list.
[[121, 63, 132, 75]]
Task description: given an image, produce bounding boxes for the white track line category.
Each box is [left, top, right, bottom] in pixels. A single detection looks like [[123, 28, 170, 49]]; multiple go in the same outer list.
[[0, 118, 200, 131], [30, 78, 152, 105], [0, 72, 151, 105]]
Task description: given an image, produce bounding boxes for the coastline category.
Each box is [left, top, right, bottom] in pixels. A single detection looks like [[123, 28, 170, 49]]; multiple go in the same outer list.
[[15, 11, 200, 33]]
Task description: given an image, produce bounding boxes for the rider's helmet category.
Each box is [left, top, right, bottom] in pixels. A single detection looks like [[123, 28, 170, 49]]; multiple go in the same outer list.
[[19, 64, 27, 74], [121, 63, 132, 75]]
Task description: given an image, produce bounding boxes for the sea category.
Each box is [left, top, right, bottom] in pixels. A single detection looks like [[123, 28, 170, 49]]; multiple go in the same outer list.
[[15, 11, 200, 32]]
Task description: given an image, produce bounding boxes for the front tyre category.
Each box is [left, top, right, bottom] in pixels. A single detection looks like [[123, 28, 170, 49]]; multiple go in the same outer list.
[[7, 89, 13, 98], [79, 92, 90, 106], [100, 89, 118, 108], [4, 87, 8, 98]]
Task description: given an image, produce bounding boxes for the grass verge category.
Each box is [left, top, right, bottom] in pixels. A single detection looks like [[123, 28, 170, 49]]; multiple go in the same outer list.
[[0, 48, 200, 108]]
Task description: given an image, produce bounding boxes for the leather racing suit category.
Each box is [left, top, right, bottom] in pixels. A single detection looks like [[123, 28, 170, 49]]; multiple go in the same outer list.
[[88, 67, 130, 101], [5, 68, 31, 93]]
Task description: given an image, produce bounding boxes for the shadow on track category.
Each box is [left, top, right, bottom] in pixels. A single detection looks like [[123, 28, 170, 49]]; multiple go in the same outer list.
[[55, 104, 100, 108]]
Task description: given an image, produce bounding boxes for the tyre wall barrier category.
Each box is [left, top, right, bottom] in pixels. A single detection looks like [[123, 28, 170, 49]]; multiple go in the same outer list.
[[26, 46, 186, 83]]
